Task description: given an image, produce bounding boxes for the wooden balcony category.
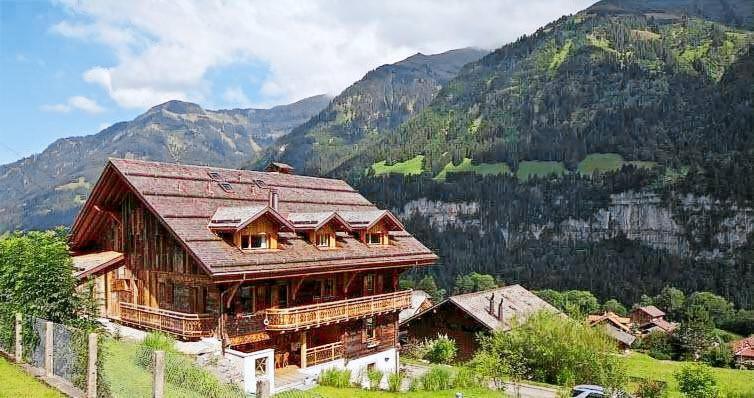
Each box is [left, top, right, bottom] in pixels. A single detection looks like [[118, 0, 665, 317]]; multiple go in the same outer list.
[[119, 302, 216, 339], [306, 342, 343, 366], [224, 313, 270, 346], [265, 290, 412, 331]]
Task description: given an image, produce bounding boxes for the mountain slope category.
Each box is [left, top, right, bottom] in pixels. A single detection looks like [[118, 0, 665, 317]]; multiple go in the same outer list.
[[337, 1, 752, 181], [252, 48, 488, 175], [0, 95, 330, 231], [330, 0, 754, 307]]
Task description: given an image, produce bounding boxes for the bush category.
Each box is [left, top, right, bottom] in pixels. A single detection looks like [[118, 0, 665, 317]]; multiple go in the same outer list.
[[675, 363, 718, 398], [402, 338, 431, 360], [424, 334, 457, 364], [420, 366, 452, 391], [135, 332, 176, 368], [635, 379, 667, 398], [366, 368, 383, 390], [387, 372, 403, 392], [453, 366, 482, 388], [319, 368, 351, 388], [641, 331, 676, 360], [702, 344, 734, 368]]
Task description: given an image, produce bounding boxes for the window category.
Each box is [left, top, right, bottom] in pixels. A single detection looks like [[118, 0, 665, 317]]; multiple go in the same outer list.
[[316, 233, 330, 247], [364, 317, 377, 341], [240, 286, 254, 313], [364, 274, 375, 295], [241, 233, 268, 250], [367, 233, 383, 245], [207, 171, 222, 181]]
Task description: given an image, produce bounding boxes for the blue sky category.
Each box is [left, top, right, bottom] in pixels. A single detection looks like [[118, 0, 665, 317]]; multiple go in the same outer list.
[[0, 0, 593, 165]]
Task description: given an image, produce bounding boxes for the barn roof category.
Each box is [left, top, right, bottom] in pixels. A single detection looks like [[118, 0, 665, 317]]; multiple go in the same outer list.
[[403, 285, 560, 331], [69, 158, 436, 278], [635, 305, 665, 318]]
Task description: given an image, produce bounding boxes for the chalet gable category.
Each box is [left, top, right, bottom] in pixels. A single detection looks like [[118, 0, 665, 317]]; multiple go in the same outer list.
[[209, 206, 295, 232]]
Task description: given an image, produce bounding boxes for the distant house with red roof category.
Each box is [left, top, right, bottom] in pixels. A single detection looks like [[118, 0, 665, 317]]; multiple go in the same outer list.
[[69, 158, 437, 393], [631, 305, 677, 335], [587, 312, 636, 348], [732, 336, 754, 369]]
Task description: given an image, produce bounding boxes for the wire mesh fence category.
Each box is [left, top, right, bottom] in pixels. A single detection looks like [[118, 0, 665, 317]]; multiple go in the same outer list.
[[30, 316, 46, 369], [53, 322, 87, 388]]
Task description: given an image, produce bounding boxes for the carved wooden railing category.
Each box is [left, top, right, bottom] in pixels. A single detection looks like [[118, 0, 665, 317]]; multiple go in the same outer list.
[[224, 313, 270, 346], [265, 290, 412, 331], [119, 302, 215, 339], [306, 342, 344, 366]]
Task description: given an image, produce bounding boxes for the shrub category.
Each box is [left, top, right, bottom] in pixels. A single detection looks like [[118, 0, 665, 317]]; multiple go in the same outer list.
[[453, 366, 482, 388], [402, 338, 431, 360], [319, 368, 351, 388], [641, 331, 675, 360], [675, 363, 718, 398], [424, 334, 457, 364], [366, 368, 383, 390], [702, 344, 734, 368], [135, 332, 176, 368], [635, 379, 667, 398], [387, 372, 403, 392], [420, 366, 452, 391]]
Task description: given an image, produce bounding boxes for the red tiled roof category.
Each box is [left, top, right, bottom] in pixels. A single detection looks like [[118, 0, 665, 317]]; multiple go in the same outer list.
[[733, 337, 754, 358], [71, 159, 437, 278], [649, 318, 677, 333]]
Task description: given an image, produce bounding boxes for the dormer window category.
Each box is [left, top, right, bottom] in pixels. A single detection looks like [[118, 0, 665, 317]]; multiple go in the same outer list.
[[367, 233, 383, 245], [241, 233, 268, 250], [316, 233, 330, 247]]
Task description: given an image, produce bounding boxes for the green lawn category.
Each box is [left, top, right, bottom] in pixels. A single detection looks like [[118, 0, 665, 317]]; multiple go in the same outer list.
[[577, 153, 655, 176], [434, 158, 511, 180], [623, 353, 754, 397], [103, 338, 207, 398], [515, 161, 566, 181], [0, 356, 63, 398], [372, 155, 425, 176]]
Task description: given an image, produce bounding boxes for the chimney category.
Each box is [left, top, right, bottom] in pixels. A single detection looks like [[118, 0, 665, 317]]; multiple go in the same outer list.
[[268, 188, 279, 210], [497, 297, 504, 320], [487, 293, 495, 315]]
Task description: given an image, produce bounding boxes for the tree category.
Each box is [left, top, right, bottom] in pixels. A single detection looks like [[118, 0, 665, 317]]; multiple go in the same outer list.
[[684, 292, 734, 327], [675, 364, 718, 398], [603, 299, 628, 316], [674, 305, 716, 360], [453, 272, 497, 294], [653, 287, 686, 320], [473, 311, 626, 388], [416, 275, 445, 302]]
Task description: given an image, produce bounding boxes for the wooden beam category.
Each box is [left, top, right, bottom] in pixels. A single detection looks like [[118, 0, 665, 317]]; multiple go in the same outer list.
[[344, 272, 358, 294], [291, 277, 304, 302], [225, 282, 242, 309]]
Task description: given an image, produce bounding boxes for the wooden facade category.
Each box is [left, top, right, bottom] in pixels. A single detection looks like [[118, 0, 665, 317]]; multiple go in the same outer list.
[[71, 159, 436, 371]]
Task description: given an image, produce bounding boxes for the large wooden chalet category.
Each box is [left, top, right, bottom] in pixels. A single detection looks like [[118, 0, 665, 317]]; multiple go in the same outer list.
[[70, 159, 437, 391]]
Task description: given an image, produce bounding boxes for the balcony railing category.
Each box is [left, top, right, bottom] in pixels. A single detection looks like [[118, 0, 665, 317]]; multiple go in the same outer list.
[[306, 342, 344, 366], [119, 302, 216, 339], [265, 290, 412, 331], [224, 313, 270, 346]]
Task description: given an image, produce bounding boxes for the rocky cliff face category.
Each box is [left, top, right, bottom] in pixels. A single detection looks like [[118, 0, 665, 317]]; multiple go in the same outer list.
[[0, 95, 330, 232], [398, 191, 752, 259]]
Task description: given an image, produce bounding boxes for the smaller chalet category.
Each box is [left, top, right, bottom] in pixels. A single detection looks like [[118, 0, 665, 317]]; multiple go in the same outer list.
[[587, 312, 636, 348], [732, 336, 754, 369], [631, 306, 677, 335], [400, 285, 559, 360]]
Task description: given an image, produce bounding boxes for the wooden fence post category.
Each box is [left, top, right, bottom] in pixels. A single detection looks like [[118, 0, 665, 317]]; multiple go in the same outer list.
[[14, 313, 22, 362], [45, 321, 53, 377], [87, 333, 98, 398], [153, 350, 165, 398]]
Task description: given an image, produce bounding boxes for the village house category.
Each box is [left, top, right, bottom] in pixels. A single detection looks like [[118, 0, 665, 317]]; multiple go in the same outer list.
[[399, 285, 559, 360], [69, 158, 437, 393], [732, 336, 754, 369], [587, 312, 636, 349], [398, 290, 433, 324], [631, 305, 677, 335]]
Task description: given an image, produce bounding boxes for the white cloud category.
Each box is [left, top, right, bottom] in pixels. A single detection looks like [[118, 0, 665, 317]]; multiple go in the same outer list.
[[222, 86, 252, 108], [53, 0, 594, 109], [41, 96, 105, 114]]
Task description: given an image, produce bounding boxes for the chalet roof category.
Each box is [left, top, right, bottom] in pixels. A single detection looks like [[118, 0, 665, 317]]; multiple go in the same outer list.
[[72, 251, 124, 280], [70, 158, 437, 278], [733, 337, 754, 359], [601, 323, 637, 347], [265, 162, 294, 173], [208, 206, 294, 232], [636, 305, 665, 318], [647, 318, 677, 333]]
